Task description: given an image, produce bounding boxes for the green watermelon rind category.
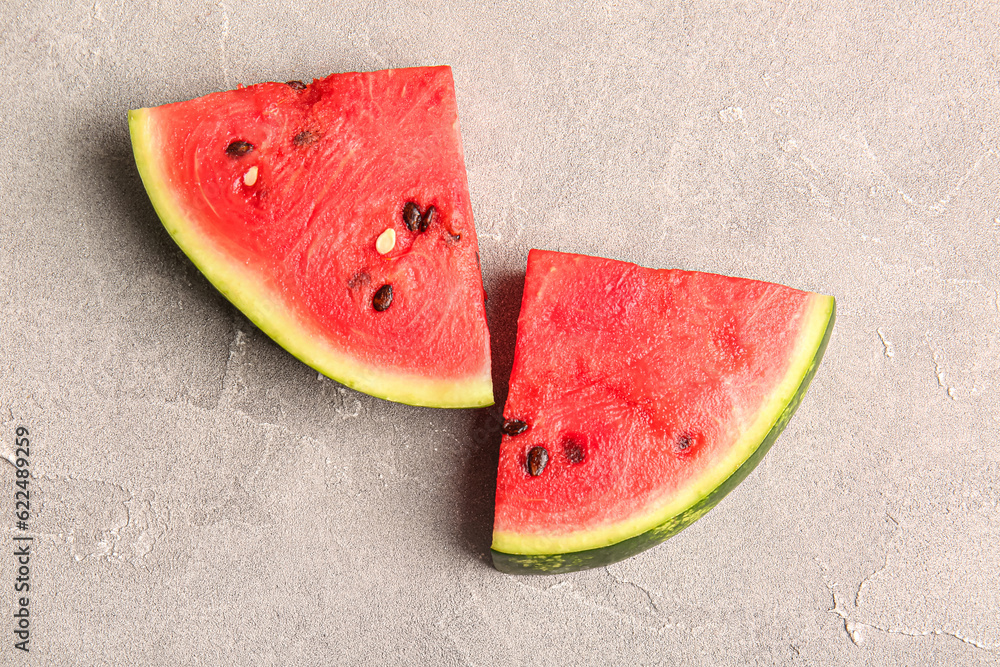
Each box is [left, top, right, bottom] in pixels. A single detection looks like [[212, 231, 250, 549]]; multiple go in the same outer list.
[[128, 105, 494, 409], [491, 294, 836, 574]]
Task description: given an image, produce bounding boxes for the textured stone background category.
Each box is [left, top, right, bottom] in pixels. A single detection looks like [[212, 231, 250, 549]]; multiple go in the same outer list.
[[1, 1, 999, 665]]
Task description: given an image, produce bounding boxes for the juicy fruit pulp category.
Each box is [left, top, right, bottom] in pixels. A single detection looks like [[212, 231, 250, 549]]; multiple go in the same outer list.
[[492, 250, 835, 574], [129, 66, 493, 408]]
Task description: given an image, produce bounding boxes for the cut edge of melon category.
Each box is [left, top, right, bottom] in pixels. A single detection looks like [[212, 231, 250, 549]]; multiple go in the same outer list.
[[491, 291, 835, 562], [128, 107, 494, 409]]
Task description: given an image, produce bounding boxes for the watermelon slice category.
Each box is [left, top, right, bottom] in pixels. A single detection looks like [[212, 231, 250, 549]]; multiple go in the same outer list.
[[491, 250, 835, 574], [128, 66, 493, 408]]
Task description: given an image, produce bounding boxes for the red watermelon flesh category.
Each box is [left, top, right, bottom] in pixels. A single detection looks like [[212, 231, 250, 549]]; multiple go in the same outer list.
[[492, 250, 835, 573], [129, 66, 492, 408]]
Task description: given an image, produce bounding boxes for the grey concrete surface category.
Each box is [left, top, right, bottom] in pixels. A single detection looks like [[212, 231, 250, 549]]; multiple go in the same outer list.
[[1, 1, 998, 665]]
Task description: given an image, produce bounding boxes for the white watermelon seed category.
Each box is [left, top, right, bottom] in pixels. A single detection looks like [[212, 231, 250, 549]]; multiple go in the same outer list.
[[243, 166, 259, 186], [376, 227, 396, 254]]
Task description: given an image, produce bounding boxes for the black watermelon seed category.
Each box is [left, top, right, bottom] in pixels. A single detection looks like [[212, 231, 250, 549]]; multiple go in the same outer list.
[[403, 202, 421, 232], [527, 446, 549, 477], [676, 434, 693, 451], [225, 140, 254, 157], [293, 130, 319, 147], [286, 80, 307, 90], [502, 419, 529, 436], [564, 439, 586, 464], [418, 205, 436, 232], [372, 284, 393, 312]]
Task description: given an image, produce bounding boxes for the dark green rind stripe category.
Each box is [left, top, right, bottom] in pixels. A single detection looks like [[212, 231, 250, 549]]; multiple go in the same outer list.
[[491, 299, 836, 575]]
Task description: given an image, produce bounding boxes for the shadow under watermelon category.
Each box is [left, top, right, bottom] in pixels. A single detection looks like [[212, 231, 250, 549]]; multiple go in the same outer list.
[[85, 109, 234, 316], [454, 268, 525, 568]]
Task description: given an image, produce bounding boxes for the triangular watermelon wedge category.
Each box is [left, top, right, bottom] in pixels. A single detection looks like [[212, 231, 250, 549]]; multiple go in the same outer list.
[[491, 250, 835, 573], [129, 66, 493, 408]]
